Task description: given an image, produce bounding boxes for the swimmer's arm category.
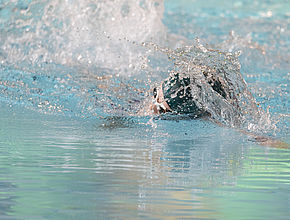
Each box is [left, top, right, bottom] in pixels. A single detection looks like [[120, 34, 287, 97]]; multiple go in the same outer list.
[[209, 118, 288, 149], [239, 129, 288, 149]]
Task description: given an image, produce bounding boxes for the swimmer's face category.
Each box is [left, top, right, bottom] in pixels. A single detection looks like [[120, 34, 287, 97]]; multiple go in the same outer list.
[[150, 86, 172, 114]]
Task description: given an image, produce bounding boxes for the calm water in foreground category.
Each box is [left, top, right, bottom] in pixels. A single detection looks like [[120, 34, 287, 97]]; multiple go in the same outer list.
[[0, 103, 289, 219]]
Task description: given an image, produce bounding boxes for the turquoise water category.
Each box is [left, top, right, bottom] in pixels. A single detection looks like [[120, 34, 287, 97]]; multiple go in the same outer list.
[[0, 0, 289, 219], [1, 103, 289, 219]]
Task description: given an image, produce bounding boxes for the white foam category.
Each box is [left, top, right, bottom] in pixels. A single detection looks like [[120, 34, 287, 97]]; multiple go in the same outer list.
[[1, 0, 167, 75]]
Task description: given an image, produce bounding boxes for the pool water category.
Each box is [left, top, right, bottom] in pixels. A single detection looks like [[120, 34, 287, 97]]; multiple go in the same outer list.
[[1, 102, 289, 219], [0, 0, 289, 219]]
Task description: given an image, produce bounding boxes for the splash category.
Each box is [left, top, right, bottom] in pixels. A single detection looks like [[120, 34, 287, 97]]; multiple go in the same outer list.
[[0, 0, 166, 75], [0, 0, 167, 117], [142, 40, 275, 134]]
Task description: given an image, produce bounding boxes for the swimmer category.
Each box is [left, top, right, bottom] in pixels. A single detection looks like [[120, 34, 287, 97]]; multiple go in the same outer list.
[[150, 65, 235, 116], [147, 65, 288, 149]]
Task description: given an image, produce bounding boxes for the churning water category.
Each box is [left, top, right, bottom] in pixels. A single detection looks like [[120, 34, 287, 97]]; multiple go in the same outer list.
[[0, 0, 289, 219]]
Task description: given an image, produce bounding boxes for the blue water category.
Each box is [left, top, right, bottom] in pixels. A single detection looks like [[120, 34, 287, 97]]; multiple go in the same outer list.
[[0, 0, 289, 219]]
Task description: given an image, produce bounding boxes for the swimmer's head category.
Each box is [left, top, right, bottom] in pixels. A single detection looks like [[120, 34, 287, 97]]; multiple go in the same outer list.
[[151, 70, 227, 116], [161, 72, 204, 115], [150, 72, 205, 116]]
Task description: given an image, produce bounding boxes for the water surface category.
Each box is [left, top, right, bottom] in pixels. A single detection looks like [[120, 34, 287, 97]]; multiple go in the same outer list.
[[0, 0, 289, 219]]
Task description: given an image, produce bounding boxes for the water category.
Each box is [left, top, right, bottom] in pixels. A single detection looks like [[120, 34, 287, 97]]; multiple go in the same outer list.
[[0, 0, 289, 219], [1, 102, 289, 219]]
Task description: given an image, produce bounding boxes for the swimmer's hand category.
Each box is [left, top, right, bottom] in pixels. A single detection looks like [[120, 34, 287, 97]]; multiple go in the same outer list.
[[150, 85, 172, 114]]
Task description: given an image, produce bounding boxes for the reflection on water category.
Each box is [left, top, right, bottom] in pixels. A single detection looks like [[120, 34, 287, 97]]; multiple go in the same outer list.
[[0, 103, 289, 219]]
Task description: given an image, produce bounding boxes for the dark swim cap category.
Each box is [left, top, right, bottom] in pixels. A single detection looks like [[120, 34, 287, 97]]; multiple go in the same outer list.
[[162, 72, 204, 115]]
